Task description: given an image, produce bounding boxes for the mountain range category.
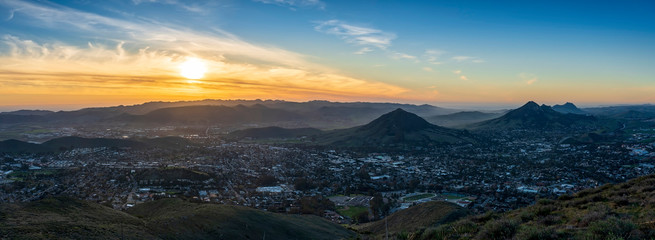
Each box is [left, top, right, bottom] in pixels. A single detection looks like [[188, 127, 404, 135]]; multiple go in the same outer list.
[[552, 102, 586, 114], [0, 100, 458, 130], [469, 101, 597, 130]]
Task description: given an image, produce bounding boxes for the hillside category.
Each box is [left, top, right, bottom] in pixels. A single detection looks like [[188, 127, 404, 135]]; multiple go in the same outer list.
[[228, 126, 322, 139], [0, 197, 155, 239], [469, 101, 596, 131], [552, 102, 586, 115], [427, 111, 503, 127], [359, 201, 468, 238], [412, 174, 655, 240], [126, 198, 355, 239], [0, 197, 355, 240], [0, 136, 191, 153], [0, 139, 50, 153], [319, 108, 476, 147]]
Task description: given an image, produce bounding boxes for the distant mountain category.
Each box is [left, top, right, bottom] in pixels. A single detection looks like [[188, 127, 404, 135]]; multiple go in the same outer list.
[[0, 197, 354, 239], [610, 110, 655, 120], [0, 100, 459, 130], [0, 136, 191, 153], [583, 104, 655, 117], [552, 102, 586, 114], [0, 110, 53, 116], [469, 101, 596, 130], [228, 126, 322, 139], [0, 114, 44, 124], [320, 108, 476, 147], [359, 201, 468, 238], [427, 111, 503, 127], [114, 104, 302, 125]]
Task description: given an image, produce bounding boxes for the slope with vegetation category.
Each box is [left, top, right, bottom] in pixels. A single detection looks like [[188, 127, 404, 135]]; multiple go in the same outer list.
[[0, 197, 355, 240], [358, 201, 469, 238], [410, 174, 655, 240]]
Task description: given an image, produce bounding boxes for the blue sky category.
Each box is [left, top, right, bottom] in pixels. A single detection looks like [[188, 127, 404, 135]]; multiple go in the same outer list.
[[0, 0, 653, 110]]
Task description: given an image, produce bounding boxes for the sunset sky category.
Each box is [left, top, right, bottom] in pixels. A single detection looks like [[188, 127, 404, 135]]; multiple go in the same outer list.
[[0, 0, 654, 110]]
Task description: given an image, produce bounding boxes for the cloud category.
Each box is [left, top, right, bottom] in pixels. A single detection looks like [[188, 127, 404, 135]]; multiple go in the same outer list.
[[254, 0, 325, 9], [423, 49, 445, 64], [452, 55, 484, 63], [390, 51, 417, 61], [354, 47, 372, 55], [0, 1, 409, 103], [422, 67, 433, 72], [314, 20, 396, 50], [520, 73, 538, 85], [453, 69, 468, 80], [132, 0, 206, 13]]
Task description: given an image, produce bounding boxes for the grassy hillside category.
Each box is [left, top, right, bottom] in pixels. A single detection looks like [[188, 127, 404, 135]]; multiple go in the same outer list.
[[0, 197, 355, 240], [0, 197, 155, 239], [127, 198, 355, 240], [413, 174, 655, 240], [359, 201, 468, 238]]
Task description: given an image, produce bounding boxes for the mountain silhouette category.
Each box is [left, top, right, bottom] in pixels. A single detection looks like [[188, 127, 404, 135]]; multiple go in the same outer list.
[[320, 108, 475, 147], [552, 102, 586, 114], [470, 101, 596, 130]]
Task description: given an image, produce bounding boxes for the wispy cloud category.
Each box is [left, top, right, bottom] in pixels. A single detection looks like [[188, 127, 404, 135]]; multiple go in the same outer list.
[[0, 0, 409, 104], [354, 47, 372, 55], [452, 55, 484, 63], [424, 49, 445, 65], [453, 70, 469, 80], [520, 73, 538, 85], [422, 67, 433, 72], [314, 20, 396, 51], [390, 51, 417, 61], [132, 0, 206, 13], [254, 0, 325, 9]]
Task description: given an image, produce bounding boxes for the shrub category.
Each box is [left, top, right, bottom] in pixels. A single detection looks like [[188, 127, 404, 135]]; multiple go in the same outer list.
[[475, 218, 518, 240], [558, 194, 573, 201], [587, 217, 637, 240], [514, 226, 558, 240]]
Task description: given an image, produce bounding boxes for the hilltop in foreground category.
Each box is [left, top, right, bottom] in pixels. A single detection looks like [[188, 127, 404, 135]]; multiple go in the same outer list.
[[402, 174, 655, 240], [0, 197, 354, 240]]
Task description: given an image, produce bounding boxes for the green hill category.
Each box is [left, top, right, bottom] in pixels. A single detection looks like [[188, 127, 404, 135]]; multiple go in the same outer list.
[[0, 197, 354, 240], [359, 201, 469, 238], [126, 198, 355, 239], [412, 174, 655, 240], [320, 108, 476, 147], [0, 197, 155, 239], [426, 111, 503, 127]]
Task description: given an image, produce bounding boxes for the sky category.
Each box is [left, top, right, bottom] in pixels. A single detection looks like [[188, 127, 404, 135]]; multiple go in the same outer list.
[[0, 0, 654, 110]]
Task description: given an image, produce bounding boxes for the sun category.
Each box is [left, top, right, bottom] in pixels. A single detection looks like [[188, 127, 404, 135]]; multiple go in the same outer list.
[[179, 57, 207, 80]]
